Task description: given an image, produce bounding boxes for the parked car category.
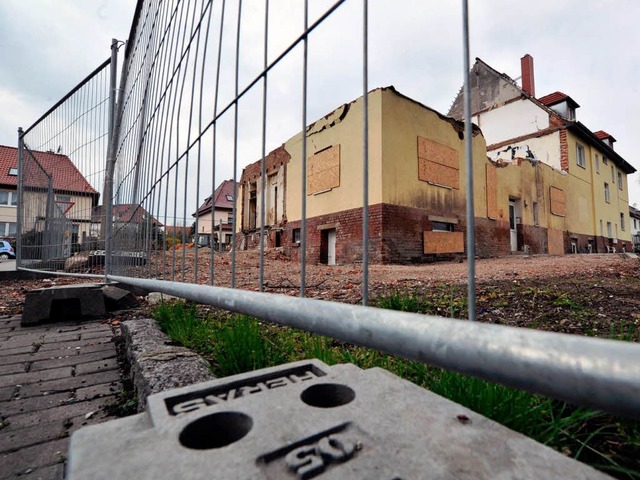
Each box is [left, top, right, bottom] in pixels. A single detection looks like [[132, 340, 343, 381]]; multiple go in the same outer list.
[[0, 240, 16, 259]]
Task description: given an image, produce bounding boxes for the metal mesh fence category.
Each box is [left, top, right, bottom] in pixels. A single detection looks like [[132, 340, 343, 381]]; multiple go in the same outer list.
[[18, 58, 113, 272], [15, 0, 640, 418]]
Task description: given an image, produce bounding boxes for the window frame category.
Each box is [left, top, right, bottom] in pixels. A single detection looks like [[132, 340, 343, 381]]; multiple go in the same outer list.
[[576, 143, 586, 168], [432, 221, 454, 232], [594, 154, 600, 173], [621, 212, 626, 231], [617, 171, 623, 190], [292, 228, 301, 244], [604, 182, 610, 203], [8, 167, 17, 176], [0, 190, 17, 207]]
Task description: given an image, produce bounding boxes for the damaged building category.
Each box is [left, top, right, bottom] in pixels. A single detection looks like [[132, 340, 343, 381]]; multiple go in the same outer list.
[[234, 59, 635, 264], [449, 54, 636, 254]]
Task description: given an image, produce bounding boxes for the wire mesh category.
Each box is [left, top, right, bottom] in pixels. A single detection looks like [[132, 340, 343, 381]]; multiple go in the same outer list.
[[18, 59, 112, 273]]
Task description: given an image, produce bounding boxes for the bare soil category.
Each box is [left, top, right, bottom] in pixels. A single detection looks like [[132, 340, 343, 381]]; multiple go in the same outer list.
[[3, 251, 639, 341]]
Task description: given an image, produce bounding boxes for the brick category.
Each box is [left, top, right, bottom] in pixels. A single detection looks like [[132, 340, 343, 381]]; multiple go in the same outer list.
[[0, 386, 16, 402], [0, 366, 73, 389], [0, 391, 72, 416], [79, 329, 113, 341], [30, 350, 116, 372], [18, 371, 121, 399], [38, 337, 112, 352], [0, 438, 67, 477], [0, 419, 67, 454], [0, 363, 26, 376], [5, 397, 117, 430], [75, 382, 122, 402], [74, 358, 119, 376], [23, 463, 65, 480], [77, 341, 115, 355], [0, 344, 35, 358]]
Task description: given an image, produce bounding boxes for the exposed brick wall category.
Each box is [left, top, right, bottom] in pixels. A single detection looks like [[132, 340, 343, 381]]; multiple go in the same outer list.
[[519, 224, 548, 254], [520, 54, 535, 97], [559, 129, 569, 171]]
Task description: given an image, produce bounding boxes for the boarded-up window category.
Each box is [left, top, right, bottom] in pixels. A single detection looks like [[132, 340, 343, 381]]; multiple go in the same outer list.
[[486, 164, 497, 219], [308, 145, 340, 195], [550, 187, 566, 217], [417, 136, 459, 189], [423, 231, 464, 254]]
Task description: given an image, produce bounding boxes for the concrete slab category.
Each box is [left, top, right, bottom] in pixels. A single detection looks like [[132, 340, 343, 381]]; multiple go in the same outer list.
[[68, 360, 610, 480], [21, 284, 106, 327]]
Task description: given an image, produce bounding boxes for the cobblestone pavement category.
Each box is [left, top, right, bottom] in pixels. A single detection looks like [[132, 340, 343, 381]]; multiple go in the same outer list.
[[0, 316, 122, 480]]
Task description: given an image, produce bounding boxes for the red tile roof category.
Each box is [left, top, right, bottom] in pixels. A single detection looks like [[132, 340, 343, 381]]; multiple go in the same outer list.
[[538, 91, 579, 108], [193, 179, 237, 217], [92, 204, 162, 226], [594, 130, 616, 142], [0, 145, 98, 195]]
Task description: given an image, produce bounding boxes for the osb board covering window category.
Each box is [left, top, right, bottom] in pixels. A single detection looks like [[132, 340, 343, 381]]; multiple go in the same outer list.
[[423, 231, 464, 254], [548, 229, 564, 255], [486, 164, 498, 219], [550, 187, 566, 217], [417, 136, 459, 189], [308, 145, 340, 195]]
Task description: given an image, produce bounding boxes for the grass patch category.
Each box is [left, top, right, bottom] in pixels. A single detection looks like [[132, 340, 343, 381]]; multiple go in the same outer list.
[[152, 297, 639, 479]]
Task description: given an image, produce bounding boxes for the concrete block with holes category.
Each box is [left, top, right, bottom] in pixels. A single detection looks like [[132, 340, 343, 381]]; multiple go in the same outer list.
[[67, 359, 611, 479], [21, 284, 106, 326]]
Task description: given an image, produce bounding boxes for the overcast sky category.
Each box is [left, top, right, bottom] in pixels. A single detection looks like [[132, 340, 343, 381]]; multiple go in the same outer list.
[[2, 0, 639, 208]]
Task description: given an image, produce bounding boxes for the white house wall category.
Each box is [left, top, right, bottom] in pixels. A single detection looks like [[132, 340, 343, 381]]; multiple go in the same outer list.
[[476, 99, 550, 147], [489, 131, 562, 171]]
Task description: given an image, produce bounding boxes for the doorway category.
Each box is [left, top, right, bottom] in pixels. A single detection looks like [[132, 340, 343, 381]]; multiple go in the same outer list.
[[320, 228, 336, 265], [509, 200, 521, 252]]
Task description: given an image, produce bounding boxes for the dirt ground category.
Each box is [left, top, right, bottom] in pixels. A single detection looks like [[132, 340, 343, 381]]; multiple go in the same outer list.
[[2, 251, 639, 341]]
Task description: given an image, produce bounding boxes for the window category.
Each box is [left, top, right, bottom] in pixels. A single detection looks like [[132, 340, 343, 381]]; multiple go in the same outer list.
[[611, 165, 615, 182], [621, 213, 626, 231], [8, 167, 17, 176], [1, 222, 16, 236], [618, 171, 623, 190], [603, 156, 608, 165], [600, 219, 603, 236], [576, 144, 585, 168], [594, 154, 600, 173], [225, 234, 233, 244], [432, 221, 454, 232], [607, 221, 612, 238], [226, 212, 234, 225], [635, 218, 638, 230], [292, 228, 301, 244], [56, 195, 71, 203], [533, 202, 539, 226], [0, 190, 17, 206], [226, 194, 233, 201], [604, 183, 610, 203]]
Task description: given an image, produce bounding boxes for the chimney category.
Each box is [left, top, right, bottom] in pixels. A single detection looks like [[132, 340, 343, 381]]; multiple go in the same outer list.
[[521, 54, 535, 97]]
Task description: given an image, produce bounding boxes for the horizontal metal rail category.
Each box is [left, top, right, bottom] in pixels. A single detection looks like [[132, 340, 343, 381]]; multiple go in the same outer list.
[[108, 274, 640, 419]]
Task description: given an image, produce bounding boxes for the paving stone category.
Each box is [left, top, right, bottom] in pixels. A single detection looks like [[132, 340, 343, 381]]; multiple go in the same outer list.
[[0, 386, 16, 402], [0, 438, 67, 477], [76, 342, 115, 355], [0, 367, 73, 389], [74, 358, 119, 376], [18, 371, 121, 399], [30, 350, 116, 372], [0, 363, 26, 376], [78, 329, 113, 341], [0, 333, 80, 350], [21, 462, 65, 480], [5, 397, 117, 430], [0, 419, 67, 454], [0, 349, 80, 367], [22, 284, 106, 326], [0, 327, 15, 335], [38, 337, 112, 352], [75, 382, 122, 402], [0, 391, 73, 416], [0, 345, 34, 358]]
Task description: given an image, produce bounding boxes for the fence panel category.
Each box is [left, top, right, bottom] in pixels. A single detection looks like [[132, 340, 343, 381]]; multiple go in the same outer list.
[[18, 58, 113, 273]]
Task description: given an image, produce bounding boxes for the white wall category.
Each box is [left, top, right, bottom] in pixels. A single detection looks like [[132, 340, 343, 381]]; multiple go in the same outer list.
[[489, 131, 562, 170], [476, 99, 550, 147]]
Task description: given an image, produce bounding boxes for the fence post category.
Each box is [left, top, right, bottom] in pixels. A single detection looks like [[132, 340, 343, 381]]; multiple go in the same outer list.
[[16, 128, 24, 267], [103, 38, 120, 277]]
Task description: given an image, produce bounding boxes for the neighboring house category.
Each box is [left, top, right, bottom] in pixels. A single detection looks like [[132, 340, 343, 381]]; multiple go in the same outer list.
[[0, 145, 99, 247], [630, 205, 640, 252], [448, 54, 636, 254], [192, 179, 237, 248], [91, 204, 163, 248]]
